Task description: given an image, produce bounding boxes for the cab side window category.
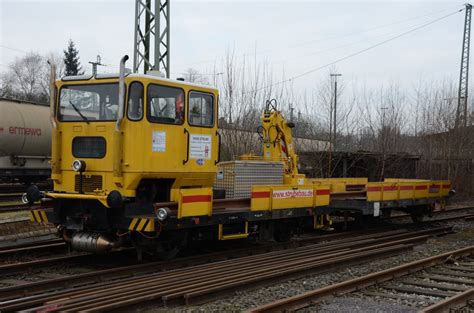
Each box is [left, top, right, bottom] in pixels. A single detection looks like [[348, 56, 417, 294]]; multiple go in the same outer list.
[[188, 92, 214, 127], [127, 82, 144, 121], [147, 84, 184, 124]]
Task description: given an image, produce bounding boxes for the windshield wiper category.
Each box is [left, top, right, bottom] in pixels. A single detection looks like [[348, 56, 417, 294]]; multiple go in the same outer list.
[[69, 100, 90, 124]]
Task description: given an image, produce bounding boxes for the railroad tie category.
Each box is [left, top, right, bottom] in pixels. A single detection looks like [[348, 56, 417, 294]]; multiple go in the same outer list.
[[382, 284, 456, 298], [458, 262, 474, 267], [442, 265, 474, 273], [362, 290, 436, 302], [429, 269, 474, 279], [417, 273, 474, 286], [400, 278, 468, 292]]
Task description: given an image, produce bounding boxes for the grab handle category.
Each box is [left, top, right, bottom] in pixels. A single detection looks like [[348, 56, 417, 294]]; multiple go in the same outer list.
[[183, 129, 190, 165], [215, 130, 221, 165]]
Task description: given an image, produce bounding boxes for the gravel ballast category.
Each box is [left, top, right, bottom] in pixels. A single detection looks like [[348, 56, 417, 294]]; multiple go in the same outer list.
[[178, 218, 474, 312]]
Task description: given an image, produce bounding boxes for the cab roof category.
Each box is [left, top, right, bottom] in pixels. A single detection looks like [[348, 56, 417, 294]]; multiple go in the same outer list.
[[60, 72, 218, 92]]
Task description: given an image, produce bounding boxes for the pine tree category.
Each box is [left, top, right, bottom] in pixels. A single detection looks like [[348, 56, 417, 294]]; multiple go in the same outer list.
[[63, 39, 83, 76]]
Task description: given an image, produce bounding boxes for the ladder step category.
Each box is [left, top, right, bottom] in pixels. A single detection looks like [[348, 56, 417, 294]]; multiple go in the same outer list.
[[218, 222, 248, 240]]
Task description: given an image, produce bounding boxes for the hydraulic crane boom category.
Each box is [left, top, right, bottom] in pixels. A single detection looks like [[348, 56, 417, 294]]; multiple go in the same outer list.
[[259, 99, 305, 184]]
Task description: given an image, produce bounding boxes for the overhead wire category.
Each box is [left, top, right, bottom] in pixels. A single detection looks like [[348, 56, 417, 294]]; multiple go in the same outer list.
[[248, 7, 464, 94], [0, 45, 28, 54], [173, 5, 462, 71], [275, 19, 441, 66]]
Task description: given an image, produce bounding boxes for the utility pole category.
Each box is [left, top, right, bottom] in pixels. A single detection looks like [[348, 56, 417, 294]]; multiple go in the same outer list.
[[381, 107, 388, 141], [88, 55, 104, 76], [456, 3, 472, 128], [133, 0, 170, 77], [327, 73, 341, 178], [330, 73, 342, 151], [289, 104, 294, 122], [380, 107, 388, 180]]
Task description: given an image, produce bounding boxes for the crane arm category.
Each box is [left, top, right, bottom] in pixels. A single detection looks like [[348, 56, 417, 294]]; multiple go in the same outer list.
[[260, 99, 301, 182]]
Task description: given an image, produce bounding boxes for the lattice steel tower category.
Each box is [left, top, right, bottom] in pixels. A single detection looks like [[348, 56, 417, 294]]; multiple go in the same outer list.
[[133, 0, 170, 77], [457, 3, 472, 128]]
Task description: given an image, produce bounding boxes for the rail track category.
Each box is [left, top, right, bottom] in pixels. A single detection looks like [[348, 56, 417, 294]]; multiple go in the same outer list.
[[248, 245, 474, 312], [0, 193, 22, 202], [0, 226, 454, 312], [0, 192, 28, 213], [0, 203, 30, 213], [0, 211, 471, 268], [0, 239, 67, 263], [0, 209, 469, 260], [389, 205, 474, 221], [421, 288, 474, 312], [0, 182, 51, 194], [0, 227, 411, 274], [0, 196, 33, 213], [0, 204, 469, 311]]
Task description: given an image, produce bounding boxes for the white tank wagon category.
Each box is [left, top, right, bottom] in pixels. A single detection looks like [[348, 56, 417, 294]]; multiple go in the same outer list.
[[0, 98, 51, 182]]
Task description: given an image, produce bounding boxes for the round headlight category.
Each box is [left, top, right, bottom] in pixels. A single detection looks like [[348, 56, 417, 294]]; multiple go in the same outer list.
[[72, 159, 86, 172], [156, 207, 170, 221], [22, 193, 29, 204]]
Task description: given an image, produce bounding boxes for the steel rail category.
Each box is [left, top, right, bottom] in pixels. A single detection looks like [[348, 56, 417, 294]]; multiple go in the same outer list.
[[0, 238, 63, 252], [0, 203, 30, 212], [247, 245, 474, 313], [0, 228, 420, 301], [0, 228, 405, 278], [420, 288, 474, 313], [0, 193, 22, 201], [0, 242, 66, 260], [389, 207, 474, 221], [0, 227, 451, 312], [0, 253, 91, 276], [0, 182, 51, 194], [75, 246, 415, 312], [6, 243, 415, 312]]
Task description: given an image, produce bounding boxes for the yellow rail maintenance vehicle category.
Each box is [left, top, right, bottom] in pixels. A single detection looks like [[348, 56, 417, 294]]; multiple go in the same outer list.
[[26, 56, 332, 258]]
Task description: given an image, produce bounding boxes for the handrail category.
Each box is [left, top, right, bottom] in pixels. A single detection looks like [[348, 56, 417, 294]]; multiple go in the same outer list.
[[183, 129, 190, 165], [215, 130, 221, 165]]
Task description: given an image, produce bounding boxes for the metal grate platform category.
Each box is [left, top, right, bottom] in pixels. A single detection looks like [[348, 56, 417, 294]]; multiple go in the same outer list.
[[214, 160, 284, 199]]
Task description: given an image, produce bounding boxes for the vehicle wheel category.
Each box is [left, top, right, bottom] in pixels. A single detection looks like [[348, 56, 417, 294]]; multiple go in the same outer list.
[[156, 241, 182, 260], [382, 209, 391, 218], [274, 221, 294, 242], [156, 231, 188, 260], [411, 213, 424, 223], [355, 214, 377, 229], [274, 230, 292, 242]]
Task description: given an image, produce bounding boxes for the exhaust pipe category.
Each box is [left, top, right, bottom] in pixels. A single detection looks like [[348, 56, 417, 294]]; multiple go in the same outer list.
[[69, 232, 120, 253], [113, 55, 129, 183]]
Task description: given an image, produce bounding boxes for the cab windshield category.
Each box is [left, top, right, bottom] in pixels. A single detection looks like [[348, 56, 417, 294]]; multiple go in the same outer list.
[[58, 83, 119, 122]]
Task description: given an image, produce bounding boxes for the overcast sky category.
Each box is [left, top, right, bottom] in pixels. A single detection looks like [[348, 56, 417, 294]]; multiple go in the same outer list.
[[0, 0, 469, 99]]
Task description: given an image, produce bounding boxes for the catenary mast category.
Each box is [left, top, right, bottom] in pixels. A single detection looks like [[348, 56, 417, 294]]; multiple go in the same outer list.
[[133, 0, 170, 77]]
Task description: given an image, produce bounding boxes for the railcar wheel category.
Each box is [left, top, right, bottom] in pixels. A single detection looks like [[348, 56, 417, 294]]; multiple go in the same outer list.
[[411, 213, 424, 223], [274, 221, 294, 242], [156, 241, 182, 260], [131, 231, 188, 260], [274, 230, 292, 242], [156, 231, 188, 260], [381, 209, 391, 218]]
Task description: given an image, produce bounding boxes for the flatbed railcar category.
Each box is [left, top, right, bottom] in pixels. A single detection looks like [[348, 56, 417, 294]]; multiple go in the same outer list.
[[26, 56, 452, 258]]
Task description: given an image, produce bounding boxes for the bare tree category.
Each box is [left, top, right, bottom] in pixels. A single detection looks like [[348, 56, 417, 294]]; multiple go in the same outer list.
[[0, 52, 63, 103], [181, 68, 209, 85]]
